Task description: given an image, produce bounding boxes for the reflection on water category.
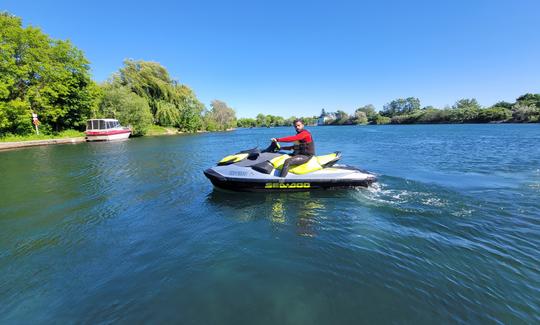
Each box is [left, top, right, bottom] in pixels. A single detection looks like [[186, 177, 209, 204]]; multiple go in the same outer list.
[[270, 198, 285, 224], [206, 189, 336, 237]]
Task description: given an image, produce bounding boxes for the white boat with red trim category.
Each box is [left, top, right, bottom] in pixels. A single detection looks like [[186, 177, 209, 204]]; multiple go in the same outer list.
[[85, 119, 131, 142]]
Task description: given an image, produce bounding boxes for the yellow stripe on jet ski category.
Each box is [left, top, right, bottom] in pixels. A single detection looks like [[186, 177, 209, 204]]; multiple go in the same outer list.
[[316, 153, 338, 166], [219, 153, 249, 164], [269, 153, 338, 174], [289, 157, 323, 174], [270, 154, 290, 169]]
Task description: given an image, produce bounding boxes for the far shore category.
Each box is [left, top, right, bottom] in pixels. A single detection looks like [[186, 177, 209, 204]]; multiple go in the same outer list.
[[0, 127, 237, 152], [2, 122, 537, 152], [146, 126, 236, 136]]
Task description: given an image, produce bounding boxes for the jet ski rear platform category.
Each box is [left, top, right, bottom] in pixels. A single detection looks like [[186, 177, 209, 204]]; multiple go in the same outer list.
[[204, 146, 377, 192]]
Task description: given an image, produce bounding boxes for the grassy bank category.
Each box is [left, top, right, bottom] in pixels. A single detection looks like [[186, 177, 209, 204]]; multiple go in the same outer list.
[[0, 130, 84, 142], [146, 125, 180, 136], [0, 125, 235, 144]]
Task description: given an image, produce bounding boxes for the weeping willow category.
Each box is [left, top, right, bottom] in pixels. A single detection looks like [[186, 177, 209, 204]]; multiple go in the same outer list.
[[114, 60, 205, 130], [155, 100, 180, 126]]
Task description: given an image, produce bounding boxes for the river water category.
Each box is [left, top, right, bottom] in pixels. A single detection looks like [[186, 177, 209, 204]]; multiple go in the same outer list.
[[1, 125, 539, 323]]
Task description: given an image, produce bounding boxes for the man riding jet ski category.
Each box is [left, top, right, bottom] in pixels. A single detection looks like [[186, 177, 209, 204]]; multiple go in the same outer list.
[[203, 120, 377, 192], [271, 119, 315, 178]]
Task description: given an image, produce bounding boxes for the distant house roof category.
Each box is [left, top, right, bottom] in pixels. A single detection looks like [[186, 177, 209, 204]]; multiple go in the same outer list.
[[319, 113, 335, 119], [87, 119, 119, 122]]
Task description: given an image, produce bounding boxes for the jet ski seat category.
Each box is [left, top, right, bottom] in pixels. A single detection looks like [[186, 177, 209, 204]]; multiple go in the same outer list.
[[219, 149, 342, 175], [256, 152, 341, 175]]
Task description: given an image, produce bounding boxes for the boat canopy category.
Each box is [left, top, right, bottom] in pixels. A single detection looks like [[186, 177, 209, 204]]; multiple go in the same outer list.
[[86, 119, 122, 130]]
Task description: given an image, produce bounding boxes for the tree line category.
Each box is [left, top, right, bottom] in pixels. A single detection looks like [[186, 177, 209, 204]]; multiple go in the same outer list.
[[237, 115, 318, 128], [0, 12, 236, 137], [318, 95, 540, 126], [238, 94, 540, 128], [378, 96, 539, 124]]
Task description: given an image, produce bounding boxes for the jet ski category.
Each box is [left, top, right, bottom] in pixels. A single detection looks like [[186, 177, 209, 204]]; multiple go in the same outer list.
[[204, 142, 377, 192]]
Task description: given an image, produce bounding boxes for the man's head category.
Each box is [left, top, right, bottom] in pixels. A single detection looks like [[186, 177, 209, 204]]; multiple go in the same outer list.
[[293, 119, 304, 133]]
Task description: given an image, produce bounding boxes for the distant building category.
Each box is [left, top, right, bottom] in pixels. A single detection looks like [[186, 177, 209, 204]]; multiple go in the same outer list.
[[317, 112, 335, 125]]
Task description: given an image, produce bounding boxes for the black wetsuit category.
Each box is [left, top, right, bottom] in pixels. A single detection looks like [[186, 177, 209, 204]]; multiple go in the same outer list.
[[276, 129, 316, 177]]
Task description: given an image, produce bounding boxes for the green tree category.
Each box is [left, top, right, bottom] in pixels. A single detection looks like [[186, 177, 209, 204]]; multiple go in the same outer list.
[[0, 12, 99, 135], [381, 97, 420, 117], [355, 104, 378, 123], [265, 114, 275, 126], [273, 115, 285, 126], [205, 100, 236, 130], [0, 99, 33, 135], [356, 104, 376, 117], [491, 101, 513, 109], [452, 98, 482, 110], [114, 59, 205, 131], [416, 108, 450, 123], [445, 99, 482, 123], [175, 85, 204, 132], [256, 113, 267, 127], [334, 110, 349, 124], [116, 60, 176, 113], [373, 115, 391, 124], [516, 93, 540, 108], [155, 100, 180, 126], [98, 85, 153, 136], [302, 116, 317, 126], [477, 107, 511, 122], [354, 111, 368, 124], [203, 113, 219, 131], [286, 116, 297, 126], [237, 118, 256, 128], [512, 103, 540, 122]]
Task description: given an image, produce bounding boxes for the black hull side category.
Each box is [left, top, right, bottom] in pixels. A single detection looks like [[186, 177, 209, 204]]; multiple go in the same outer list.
[[203, 168, 376, 192]]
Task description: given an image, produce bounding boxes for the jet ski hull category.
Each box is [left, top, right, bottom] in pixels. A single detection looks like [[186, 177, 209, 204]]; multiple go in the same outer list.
[[204, 167, 376, 192], [205, 147, 377, 192]]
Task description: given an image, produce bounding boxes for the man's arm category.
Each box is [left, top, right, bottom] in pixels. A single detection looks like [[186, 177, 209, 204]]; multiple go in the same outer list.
[[276, 131, 308, 142]]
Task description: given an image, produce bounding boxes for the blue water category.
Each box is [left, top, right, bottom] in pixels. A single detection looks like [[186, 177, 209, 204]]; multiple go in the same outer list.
[[1, 124, 539, 323]]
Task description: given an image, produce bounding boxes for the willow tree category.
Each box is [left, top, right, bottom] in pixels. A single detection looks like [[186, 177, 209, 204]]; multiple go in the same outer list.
[[114, 60, 204, 131], [204, 100, 236, 131], [176, 85, 204, 132], [98, 84, 153, 136], [0, 12, 99, 135]]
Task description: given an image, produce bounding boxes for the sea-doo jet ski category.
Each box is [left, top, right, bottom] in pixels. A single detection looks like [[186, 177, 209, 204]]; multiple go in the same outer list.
[[204, 142, 377, 192]]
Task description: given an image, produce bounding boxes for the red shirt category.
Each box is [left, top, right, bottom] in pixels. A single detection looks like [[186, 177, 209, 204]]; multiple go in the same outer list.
[[277, 129, 313, 143]]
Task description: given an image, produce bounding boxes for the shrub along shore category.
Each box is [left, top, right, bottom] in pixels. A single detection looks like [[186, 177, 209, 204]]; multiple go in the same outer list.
[[236, 94, 539, 128], [1, 12, 538, 144]]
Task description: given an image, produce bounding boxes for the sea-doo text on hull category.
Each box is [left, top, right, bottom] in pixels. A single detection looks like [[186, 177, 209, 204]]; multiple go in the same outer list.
[[204, 144, 377, 192]]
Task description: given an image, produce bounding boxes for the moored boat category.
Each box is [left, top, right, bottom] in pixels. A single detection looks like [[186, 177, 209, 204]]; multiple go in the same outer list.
[[85, 119, 131, 142]]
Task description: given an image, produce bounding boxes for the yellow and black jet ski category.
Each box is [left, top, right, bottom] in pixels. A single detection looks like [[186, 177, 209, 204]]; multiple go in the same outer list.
[[203, 143, 377, 192]]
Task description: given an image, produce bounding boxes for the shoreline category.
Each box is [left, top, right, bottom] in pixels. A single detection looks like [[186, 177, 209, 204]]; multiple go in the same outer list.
[[0, 137, 85, 151], [0, 128, 238, 152], [4, 122, 534, 151]]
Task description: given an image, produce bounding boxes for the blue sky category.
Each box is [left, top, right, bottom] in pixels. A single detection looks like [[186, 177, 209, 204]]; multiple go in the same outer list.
[[3, 0, 539, 118]]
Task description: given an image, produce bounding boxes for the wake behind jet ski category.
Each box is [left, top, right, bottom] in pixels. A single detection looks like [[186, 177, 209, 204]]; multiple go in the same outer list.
[[203, 142, 377, 192]]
